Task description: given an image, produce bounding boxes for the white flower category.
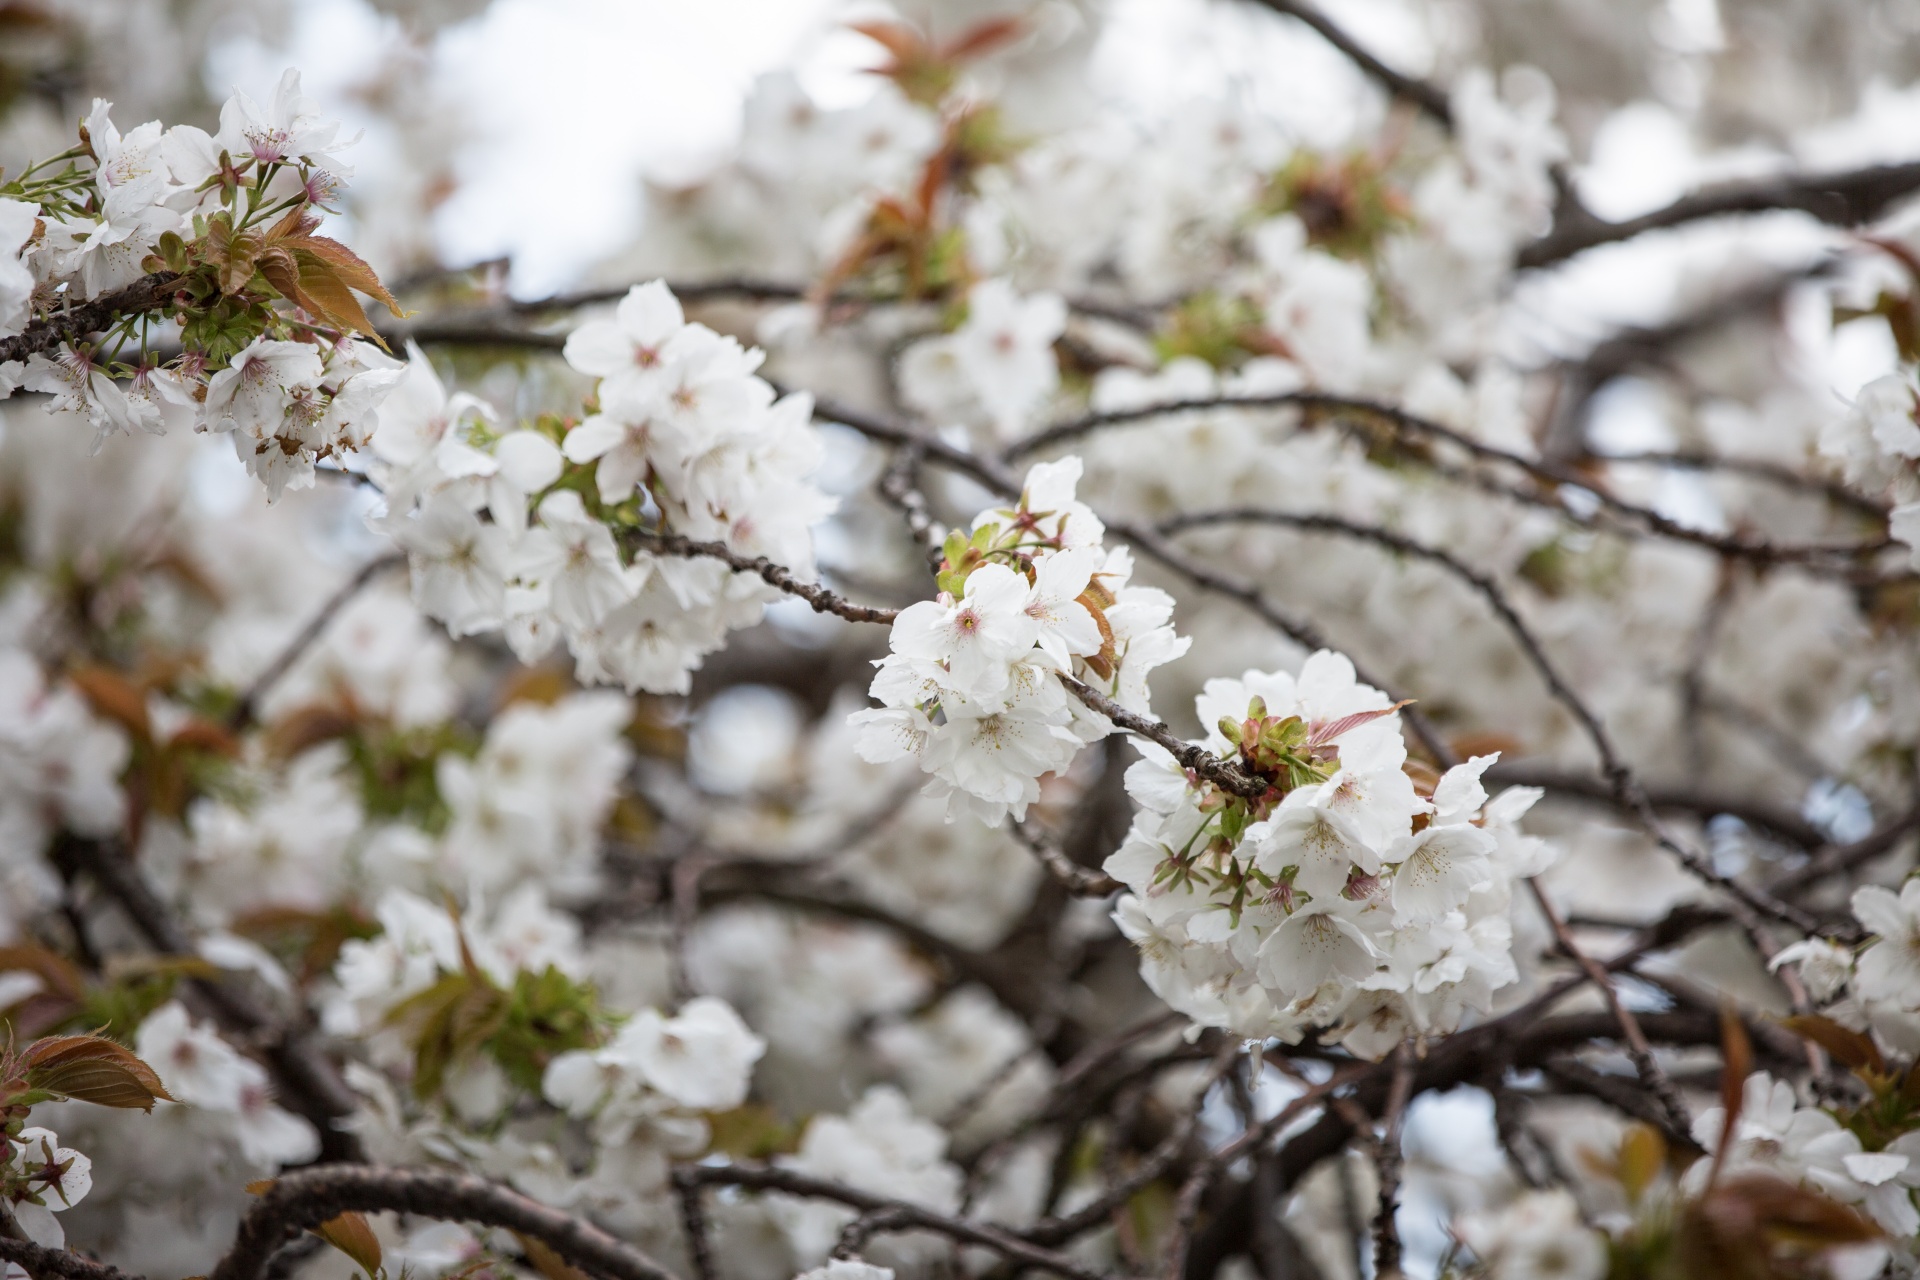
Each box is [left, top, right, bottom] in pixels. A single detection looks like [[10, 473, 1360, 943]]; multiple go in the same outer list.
[[1851, 881, 1920, 1010], [614, 996, 765, 1111], [389, 492, 511, 636], [563, 280, 686, 392], [202, 337, 325, 437], [797, 1263, 895, 1280], [1391, 823, 1497, 923], [215, 69, 354, 174], [22, 347, 134, 451], [889, 563, 1038, 700], [514, 490, 633, 633], [135, 1001, 320, 1169], [4, 1127, 92, 1248], [1770, 936, 1855, 1004], [1022, 544, 1103, 668], [0, 198, 38, 338], [1250, 786, 1381, 899], [1256, 899, 1380, 999]]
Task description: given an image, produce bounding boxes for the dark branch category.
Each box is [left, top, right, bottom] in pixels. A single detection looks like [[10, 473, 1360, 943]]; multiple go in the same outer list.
[[1518, 160, 1920, 268], [1240, 0, 1452, 125], [623, 528, 902, 625], [1486, 762, 1827, 849], [228, 553, 405, 731], [211, 1166, 682, 1280], [678, 1164, 1114, 1280], [1007, 392, 1891, 569], [1058, 675, 1268, 800], [0, 272, 182, 364], [55, 837, 363, 1162], [0, 1241, 143, 1280]]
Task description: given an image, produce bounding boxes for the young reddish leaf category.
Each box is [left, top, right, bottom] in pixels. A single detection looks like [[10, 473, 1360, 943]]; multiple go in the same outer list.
[[167, 717, 242, 758], [847, 19, 924, 64], [286, 235, 405, 318], [1307, 701, 1414, 752], [24, 1035, 175, 1110], [1779, 1014, 1885, 1075], [1709, 1003, 1753, 1189], [255, 246, 306, 310], [940, 16, 1025, 62], [289, 248, 380, 340], [314, 1210, 384, 1278], [514, 1233, 588, 1280], [0, 945, 87, 1003], [66, 665, 152, 740], [261, 203, 315, 244]]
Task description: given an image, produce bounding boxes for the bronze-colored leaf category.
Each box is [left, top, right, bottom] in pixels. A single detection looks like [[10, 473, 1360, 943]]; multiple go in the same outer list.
[[1708, 1002, 1753, 1188], [314, 1210, 384, 1278], [167, 717, 241, 758], [265, 703, 360, 760], [514, 1233, 588, 1280], [940, 16, 1026, 62], [289, 247, 380, 340], [24, 1035, 174, 1110], [0, 944, 87, 1002], [254, 246, 305, 309], [1780, 1014, 1885, 1075], [287, 235, 405, 318], [66, 664, 151, 740]]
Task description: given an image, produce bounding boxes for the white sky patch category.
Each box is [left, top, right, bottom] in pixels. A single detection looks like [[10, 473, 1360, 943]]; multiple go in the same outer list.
[[429, 0, 844, 292]]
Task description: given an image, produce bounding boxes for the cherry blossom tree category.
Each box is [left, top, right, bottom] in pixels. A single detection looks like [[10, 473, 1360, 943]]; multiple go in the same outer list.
[[2, 2, 1920, 1279]]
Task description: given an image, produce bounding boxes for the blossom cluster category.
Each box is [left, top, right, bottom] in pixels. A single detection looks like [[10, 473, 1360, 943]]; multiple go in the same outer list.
[[1105, 652, 1552, 1056], [851, 456, 1188, 823], [1774, 880, 1920, 1056], [1822, 370, 1920, 566], [379, 280, 836, 694], [7, 3, 1920, 1280], [0, 75, 408, 497]]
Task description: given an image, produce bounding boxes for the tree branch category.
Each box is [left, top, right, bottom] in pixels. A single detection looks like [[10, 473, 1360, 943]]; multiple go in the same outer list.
[[0, 272, 182, 365], [623, 528, 901, 625], [1518, 160, 1920, 268], [677, 1164, 1115, 1280], [227, 553, 405, 731], [211, 1166, 682, 1280], [1485, 762, 1826, 849], [1239, 0, 1452, 125], [0, 1240, 143, 1280], [1007, 391, 1890, 569], [1057, 674, 1268, 800], [55, 837, 363, 1163]]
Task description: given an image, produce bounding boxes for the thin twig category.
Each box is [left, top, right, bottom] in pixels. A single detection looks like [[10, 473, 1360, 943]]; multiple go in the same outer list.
[[670, 1169, 718, 1280], [1518, 159, 1920, 268], [1057, 674, 1267, 800], [56, 837, 363, 1163], [1240, 0, 1452, 124], [624, 528, 901, 624], [1007, 392, 1890, 568], [1371, 1042, 1418, 1280], [677, 1164, 1111, 1280], [0, 1240, 143, 1280], [1527, 877, 1694, 1137], [1011, 820, 1123, 896], [227, 553, 405, 731]]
